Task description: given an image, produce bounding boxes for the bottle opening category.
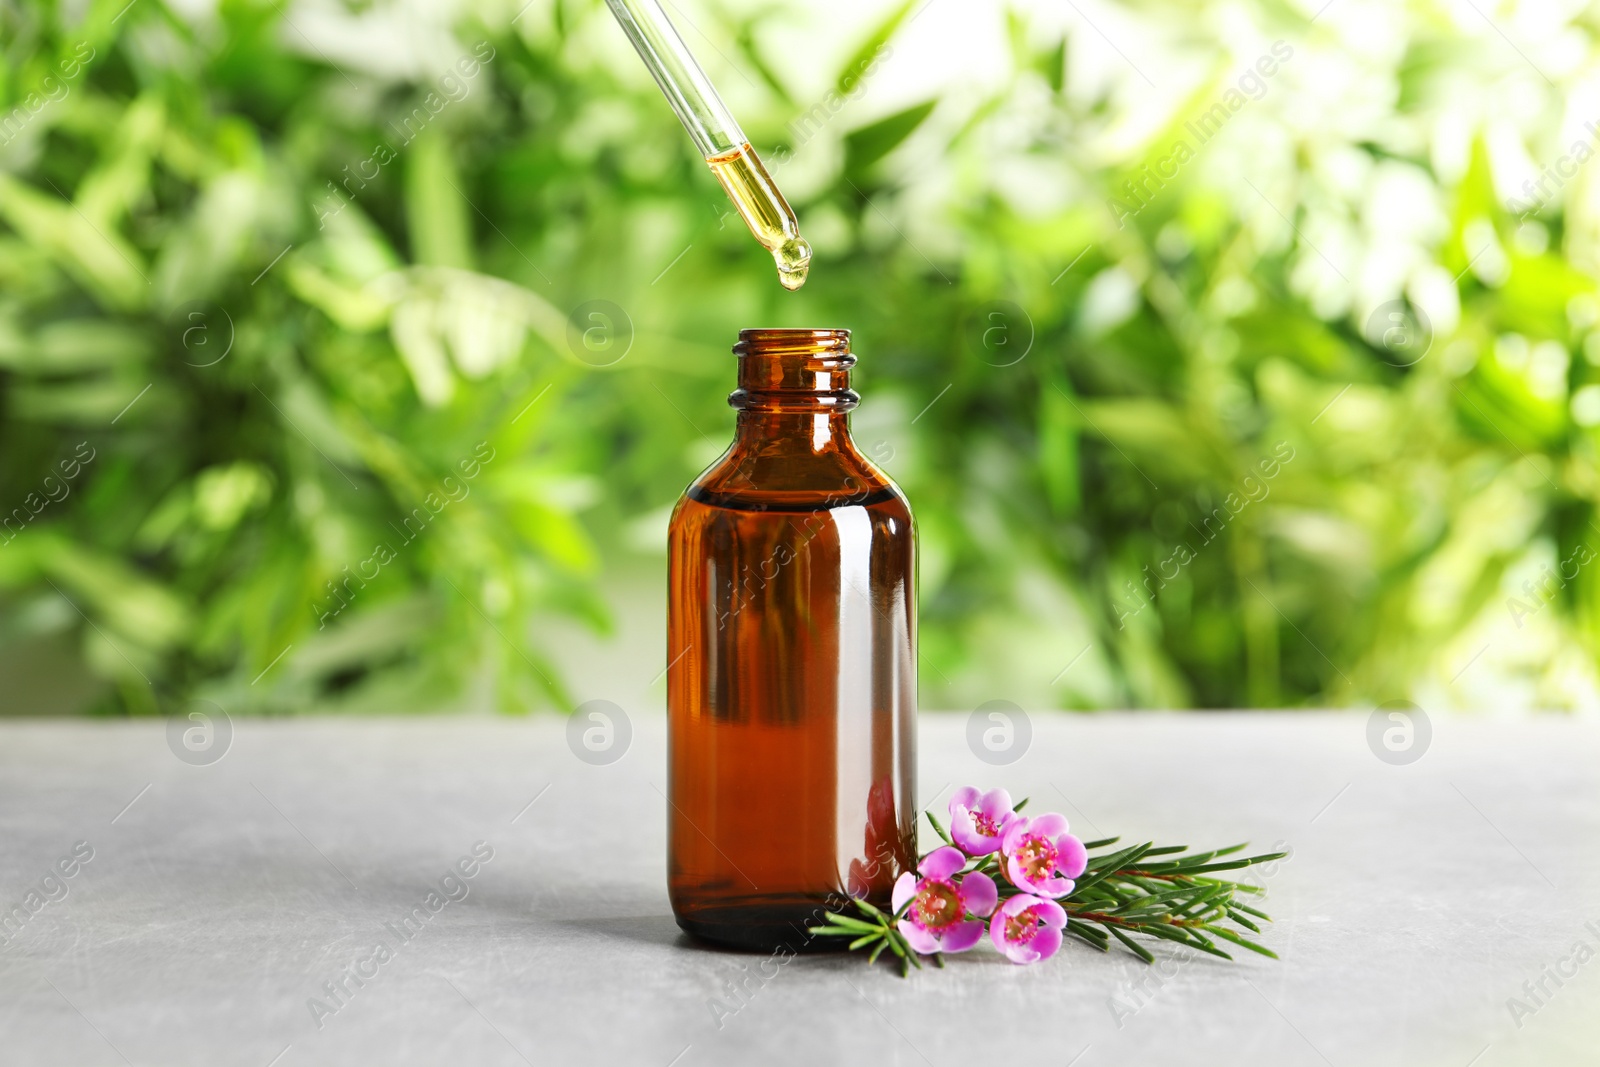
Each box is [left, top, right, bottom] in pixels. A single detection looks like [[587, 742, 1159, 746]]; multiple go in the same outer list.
[[735, 328, 849, 356], [731, 328, 856, 411]]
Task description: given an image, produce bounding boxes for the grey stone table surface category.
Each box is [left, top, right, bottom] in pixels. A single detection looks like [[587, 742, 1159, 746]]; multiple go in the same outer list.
[[1, 712, 1596, 1067]]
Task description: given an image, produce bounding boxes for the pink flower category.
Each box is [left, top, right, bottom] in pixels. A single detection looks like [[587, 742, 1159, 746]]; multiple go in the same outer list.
[[891, 846, 998, 954], [989, 893, 1067, 964], [1000, 813, 1088, 898], [947, 786, 1016, 857]]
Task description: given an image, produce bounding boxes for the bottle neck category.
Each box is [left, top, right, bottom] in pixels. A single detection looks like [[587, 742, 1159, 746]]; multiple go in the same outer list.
[[729, 328, 857, 453], [733, 410, 852, 450]]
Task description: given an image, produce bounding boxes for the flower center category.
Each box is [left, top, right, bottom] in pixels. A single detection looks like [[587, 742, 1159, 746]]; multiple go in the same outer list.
[[1016, 835, 1059, 882], [1003, 907, 1041, 945], [910, 879, 963, 931], [972, 812, 1001, 837]]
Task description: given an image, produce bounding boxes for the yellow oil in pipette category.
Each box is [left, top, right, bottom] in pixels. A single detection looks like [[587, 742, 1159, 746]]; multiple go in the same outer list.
[[705, 143, 812, 291], [603, 0, 812, 290]]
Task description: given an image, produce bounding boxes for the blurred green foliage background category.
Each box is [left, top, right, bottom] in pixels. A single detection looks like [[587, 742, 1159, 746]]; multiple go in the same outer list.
[[2, 0, 1599, 715]]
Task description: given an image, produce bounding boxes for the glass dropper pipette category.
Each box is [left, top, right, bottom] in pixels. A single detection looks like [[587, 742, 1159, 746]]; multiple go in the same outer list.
[[604, 0, 812, 290]]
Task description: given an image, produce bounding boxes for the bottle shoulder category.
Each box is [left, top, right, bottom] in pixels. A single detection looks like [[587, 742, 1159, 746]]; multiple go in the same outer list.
[[676, 441, 911, 517]]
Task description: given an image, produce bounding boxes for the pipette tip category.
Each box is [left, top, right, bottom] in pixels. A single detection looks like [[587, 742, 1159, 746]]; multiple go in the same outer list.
[[775, 237, 812, 291]]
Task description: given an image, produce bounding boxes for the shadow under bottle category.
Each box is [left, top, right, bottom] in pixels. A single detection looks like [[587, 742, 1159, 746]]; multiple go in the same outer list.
[[667, 328, 917, 951]]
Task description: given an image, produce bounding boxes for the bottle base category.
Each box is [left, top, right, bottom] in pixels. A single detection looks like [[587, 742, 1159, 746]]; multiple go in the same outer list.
[[673, 897, 870, 953]]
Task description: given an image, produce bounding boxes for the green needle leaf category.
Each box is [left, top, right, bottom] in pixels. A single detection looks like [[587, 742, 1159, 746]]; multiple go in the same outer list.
[[1065, 919, 1111, 951], [1226, 908, 1261, 933], [1209, 927, 1279, 958], [1135, 922, 1233, 959], [853, 898, 886, 919], [1109, 926, 1156, 963], [1071, 843, 1153, 895]]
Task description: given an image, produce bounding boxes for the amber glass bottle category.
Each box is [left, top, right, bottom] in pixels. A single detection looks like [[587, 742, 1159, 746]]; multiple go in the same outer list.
[[667, 328, 916, 950]]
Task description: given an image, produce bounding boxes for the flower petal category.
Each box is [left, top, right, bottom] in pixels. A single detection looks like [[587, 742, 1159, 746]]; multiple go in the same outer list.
[[1028, 812, 1070, 839], [1000, 938, 1041, 964], [951, 816, 1002, 857], [959, 871, 998, 917], [920, 845, 967, 879], [1000, 815, 1030, 853], [1057, 833, 1088, 879], [989, 914, 1014, 954], [1006, 854, 1035, 891], [1030, 897, 1068, 928], [898, 920, 940, 955], [1029, 925, 1063, 962], [936, 919, 986, 953], [996, 893, 1036, 921], [892, 871, 916, 913], [948, 786, 981, 814], [976, 788, 1013, 818], [1035, 875, 1074, 899]]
